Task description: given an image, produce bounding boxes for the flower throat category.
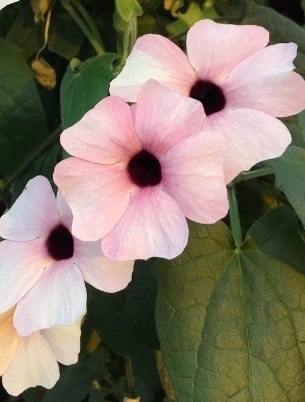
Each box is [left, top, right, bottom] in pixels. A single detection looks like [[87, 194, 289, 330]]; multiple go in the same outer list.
[[189, 80, 226, 116], [46, 224, 74, 260]]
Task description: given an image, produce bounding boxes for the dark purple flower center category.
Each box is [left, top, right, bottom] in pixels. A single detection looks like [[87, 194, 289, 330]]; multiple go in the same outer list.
[[189, 80, 226, 116], [46, 224, 74, 261], [128, 149, 162, 187]]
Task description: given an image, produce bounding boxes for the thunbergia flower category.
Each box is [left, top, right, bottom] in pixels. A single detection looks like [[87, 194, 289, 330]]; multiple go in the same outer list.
[[109, 19, 305, 182], [0, 0, 19, 11], [0, 307, 82, 396], [54, 79, 229, 261], [0, 176, 134, 336]]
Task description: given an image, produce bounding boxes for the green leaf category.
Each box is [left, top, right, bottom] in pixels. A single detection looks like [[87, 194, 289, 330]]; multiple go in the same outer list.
[[116, 0, 143, 21], [242, 2, 305, 73], [88, 388, 107, 402], [0, 38, 48, 176], [87, 259, 158, 357], [166, 3, 204, 36], [48, 2, 85, 60], [60, 53, 117, 128], [154, 207, 305, 401], [42, 347, 109, 402], [6, 4, 43, 60], [11, 142, 60, 203], [266, 146, 305, 229]]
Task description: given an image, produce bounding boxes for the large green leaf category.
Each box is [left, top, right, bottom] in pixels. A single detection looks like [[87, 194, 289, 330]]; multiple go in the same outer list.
[[0, 38, 48, 176], [60, 53, 117, 129], [154, 207, 305, 401], [266, 146, 305, 229], [87, 259, 158, 357], [242, 2, 305, 73], [42, 347, 109, 402]]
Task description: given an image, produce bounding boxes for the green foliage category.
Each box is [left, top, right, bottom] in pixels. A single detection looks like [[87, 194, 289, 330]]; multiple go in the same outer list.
[[154, 208, 305, 401], [60, 53, 117, 128], [266, 146, 305, 229], [87, 259, 158, 357], [48, 2, 85, 60], [0, 37, 48, 176], [42, 346, 109, 402]]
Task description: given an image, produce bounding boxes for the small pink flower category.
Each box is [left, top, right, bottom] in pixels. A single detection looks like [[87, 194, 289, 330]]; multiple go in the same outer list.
[[109, 19, 304, 182], [0, 307, 82, 396], [54, 80, 229, 261], [0, 176, 134, 336]]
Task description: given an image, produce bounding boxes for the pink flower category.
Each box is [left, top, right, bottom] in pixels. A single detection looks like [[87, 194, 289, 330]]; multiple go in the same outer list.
[[54, 80, 229, 261], [0, 307, 82, 396], [0, 176, 134, 336], [109, 19, 305, 182]]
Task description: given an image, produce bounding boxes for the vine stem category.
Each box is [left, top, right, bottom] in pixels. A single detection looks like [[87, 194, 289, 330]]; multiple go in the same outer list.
[[125, 357, 136, 398], [227, 184, 242, 248], [61, 0, 104, 56]]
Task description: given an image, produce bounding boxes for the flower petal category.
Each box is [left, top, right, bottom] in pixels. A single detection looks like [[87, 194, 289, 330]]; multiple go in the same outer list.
[[0, 176, 59, 241], [186, 19, 269, 82], [2, 332, 59, 396], [135, 80, 205, 156], [224, 42, 305, 117], [102, 188, 189, 261], [0, 309, 17, 376], [54, 158, 133, 241], [162, 130, 229, 223], [56, 190, 73, 229], [60, 97, 141, 164], [110, 34, 197, 102], [14, 261, 87, 335], [204, 109, 291, 183], [0, 1, 19, 11], [41, 316, 82, 365], [74, 239, 134, 292], [0, 239, 51, 313]]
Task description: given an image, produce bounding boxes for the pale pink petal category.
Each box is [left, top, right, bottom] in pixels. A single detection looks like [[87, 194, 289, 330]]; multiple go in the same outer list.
[[0, 239, 51, 313], [56, 190, 73, 229], [54, 158, 134, 241], [102, 188, 189, 261], [74, 239, 134, 292], [60, 97, 141, 164], [0, 176, 59, 241], [162, 130, 229, 223], [2, 332, 59, 396], [135, 80, 205, 156], [110, 34, 197, 102], [224, 43, 305, 117], [204, 109, 291, 183], [14, 261, 86, 336], [0, 1, 19, 11], [41, 316, 82, 365], [0, 309, 17, 376], [186, 20, 269, 82]]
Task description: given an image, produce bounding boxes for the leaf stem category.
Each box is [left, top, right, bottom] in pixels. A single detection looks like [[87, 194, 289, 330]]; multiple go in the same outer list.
[[61, 0, 104, 55], [125, 357, 136, 398], [231, 166, 274, 185], [3, 125, 62, 191], [227, 184, 242, 247]]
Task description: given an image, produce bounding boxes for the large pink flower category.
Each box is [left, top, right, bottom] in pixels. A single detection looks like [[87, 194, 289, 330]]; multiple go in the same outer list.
[[0, 307, 82, 396], [54, 80, 229, 261], [0, 176, 134, 336], [109, 19, 304, 182]]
